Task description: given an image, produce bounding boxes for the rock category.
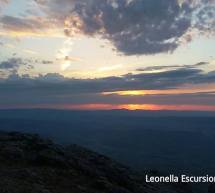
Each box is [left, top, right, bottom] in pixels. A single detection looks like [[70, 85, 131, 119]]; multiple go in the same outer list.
[[0, 145, 24, 160]]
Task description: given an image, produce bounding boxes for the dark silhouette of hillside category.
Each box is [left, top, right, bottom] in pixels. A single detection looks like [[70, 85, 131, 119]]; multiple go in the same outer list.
[[0, 131, 193, 193]]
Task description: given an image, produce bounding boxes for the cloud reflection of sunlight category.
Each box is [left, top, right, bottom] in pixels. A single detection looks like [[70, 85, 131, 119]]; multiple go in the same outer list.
[[56, 38, 74, 71]]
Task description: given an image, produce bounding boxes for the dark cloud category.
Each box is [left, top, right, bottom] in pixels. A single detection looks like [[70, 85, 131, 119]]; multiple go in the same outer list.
[[0, 57, 34, 76], [193, 1, 215, 36], [0, 64, 215, 106], [0, 66, 215, 96], [34, 0, 215, 55], [86, 91, 215, 106], [1, 90, 215, 107], [62, 0, 192, 55], [1, 1, 213, 55], [0, 58, 23, 70]]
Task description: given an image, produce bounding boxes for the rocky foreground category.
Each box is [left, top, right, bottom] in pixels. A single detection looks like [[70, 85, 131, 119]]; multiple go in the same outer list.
[[0, 131, 193, 193]]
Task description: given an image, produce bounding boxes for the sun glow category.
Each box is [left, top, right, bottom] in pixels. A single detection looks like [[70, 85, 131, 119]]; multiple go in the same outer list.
[[119, 104, 158, 110], [102, 85, 215, 96], [114, 90, 147, 96]]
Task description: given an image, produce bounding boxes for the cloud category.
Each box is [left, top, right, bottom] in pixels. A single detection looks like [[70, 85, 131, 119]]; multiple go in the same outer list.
[[0, 66, 215, 93], [0, 0, 9, 7], [0, 15, 62, 37], [35, 0, 191, 54], [0, 57, 34, 76], [0, 58, 23, 70], [42, 60, 53, 64], [0, 15, 45, 31], [0, 0, 213, 55], [0, 64, 215, 106], [34, 0, 215, 55], [193, 0, 215, 36], [0, 0, 9, 3], [136, 61, 208, 71], [37, 73, 67, 82], [0, 0, 9, 13]]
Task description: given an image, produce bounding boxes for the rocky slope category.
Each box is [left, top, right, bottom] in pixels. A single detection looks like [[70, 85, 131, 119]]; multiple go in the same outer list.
[[0, 131, 192, 193]]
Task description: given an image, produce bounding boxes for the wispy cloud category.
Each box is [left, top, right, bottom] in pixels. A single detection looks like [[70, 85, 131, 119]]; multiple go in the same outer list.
[[0, 15, 63, 37], [136, 62, 208, 72], [0, 0, 9, 10]]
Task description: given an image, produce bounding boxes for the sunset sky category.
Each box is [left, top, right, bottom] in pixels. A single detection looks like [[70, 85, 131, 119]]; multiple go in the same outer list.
[[0, 0, 215, 110]]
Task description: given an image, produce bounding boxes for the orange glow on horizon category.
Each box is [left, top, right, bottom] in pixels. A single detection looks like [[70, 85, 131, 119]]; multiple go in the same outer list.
[[119, 104, 215, 111], [2, 103, 215, 111]]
